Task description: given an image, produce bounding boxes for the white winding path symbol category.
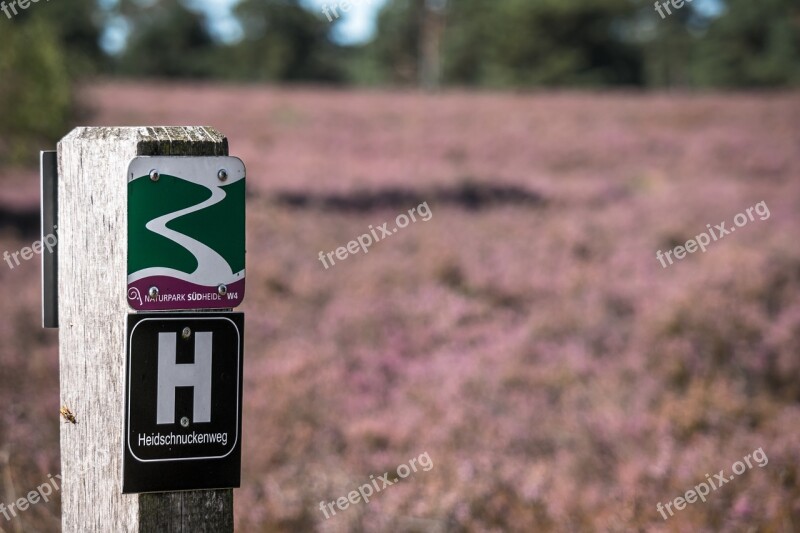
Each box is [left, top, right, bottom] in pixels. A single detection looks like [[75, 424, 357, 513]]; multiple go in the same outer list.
[[128, 179, 243, 285]]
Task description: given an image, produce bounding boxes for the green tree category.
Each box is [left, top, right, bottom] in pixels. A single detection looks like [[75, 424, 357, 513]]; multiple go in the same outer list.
[[0, 17, 72, 164], [0, 0, 101, 164], [691, 0, 800, 87], [636, 0, 703, 87], [39, 0, 105, 75], [117, 0, 218, 78], [369, 0, 644, 87], [370, 0, 427, 85], [222, 0, 343, 82]]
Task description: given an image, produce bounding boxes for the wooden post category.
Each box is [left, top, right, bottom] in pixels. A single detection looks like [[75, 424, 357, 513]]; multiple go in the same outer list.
[[57, 127, 233, 532]]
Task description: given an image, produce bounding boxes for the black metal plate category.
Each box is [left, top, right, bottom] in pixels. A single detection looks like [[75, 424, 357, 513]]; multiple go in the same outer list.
[[123, 312, 244, 494], [40, 150, 58, 328]]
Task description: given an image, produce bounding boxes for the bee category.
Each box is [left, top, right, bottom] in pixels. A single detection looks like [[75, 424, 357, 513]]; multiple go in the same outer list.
[[60, 406, 77, 424]]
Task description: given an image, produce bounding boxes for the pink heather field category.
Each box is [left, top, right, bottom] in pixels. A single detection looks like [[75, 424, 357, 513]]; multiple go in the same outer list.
[[0, 82, 799, 532]]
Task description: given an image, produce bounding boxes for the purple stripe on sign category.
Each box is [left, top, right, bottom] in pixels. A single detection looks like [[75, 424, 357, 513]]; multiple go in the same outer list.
[[128, 277, 245, 311]]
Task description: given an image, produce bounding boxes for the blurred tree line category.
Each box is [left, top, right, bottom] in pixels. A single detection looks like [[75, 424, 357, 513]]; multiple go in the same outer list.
[[366, 0, 800, 88], [0, 0, 101, 162], [1, 0, 798, 163]]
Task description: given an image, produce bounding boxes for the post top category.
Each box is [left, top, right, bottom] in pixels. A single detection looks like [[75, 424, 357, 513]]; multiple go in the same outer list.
[[60, 126, 228, 156]]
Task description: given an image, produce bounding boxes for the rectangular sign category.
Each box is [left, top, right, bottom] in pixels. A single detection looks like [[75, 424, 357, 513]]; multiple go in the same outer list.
[[123, 312, 244, 493], [127, 156, 246, 311]]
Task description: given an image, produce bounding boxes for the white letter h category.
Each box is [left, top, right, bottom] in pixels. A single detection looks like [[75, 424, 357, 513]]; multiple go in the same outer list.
[[157, 332, 213, 424]]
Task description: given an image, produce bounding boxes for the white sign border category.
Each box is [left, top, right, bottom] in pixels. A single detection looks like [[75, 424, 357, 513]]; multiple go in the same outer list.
[[126, 316, 241, 463]]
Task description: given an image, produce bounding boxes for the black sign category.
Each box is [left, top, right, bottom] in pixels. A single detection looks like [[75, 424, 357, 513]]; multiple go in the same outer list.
[[123, 313, 244, 494]]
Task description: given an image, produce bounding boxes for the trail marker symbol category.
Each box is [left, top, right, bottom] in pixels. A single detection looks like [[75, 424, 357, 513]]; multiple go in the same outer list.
[[127, 156, 246, 311]]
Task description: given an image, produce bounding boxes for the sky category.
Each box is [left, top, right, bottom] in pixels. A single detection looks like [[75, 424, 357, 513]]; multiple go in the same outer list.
[[101, 0, 385, 54], [200, 0, 387, 45]]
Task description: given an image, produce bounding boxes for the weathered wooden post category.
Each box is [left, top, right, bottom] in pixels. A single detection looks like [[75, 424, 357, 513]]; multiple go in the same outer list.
[[47, 127, 245, 532]]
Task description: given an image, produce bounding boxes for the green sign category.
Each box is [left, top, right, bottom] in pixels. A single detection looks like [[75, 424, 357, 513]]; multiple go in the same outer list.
[[127, 156, 245, 311]]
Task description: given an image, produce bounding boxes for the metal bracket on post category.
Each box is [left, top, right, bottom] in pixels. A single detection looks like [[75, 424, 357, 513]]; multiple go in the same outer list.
[[41, 150, 58, 328]]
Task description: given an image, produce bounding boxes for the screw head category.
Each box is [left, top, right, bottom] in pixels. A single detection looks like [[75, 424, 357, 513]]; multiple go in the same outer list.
[[217, 284, 228, 296], [181, 327, 191, 339], [217, 169, 228, 182], [148, 286, 159, 299], [149, 169, 160, 182], [180, 417, 190, 428]]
